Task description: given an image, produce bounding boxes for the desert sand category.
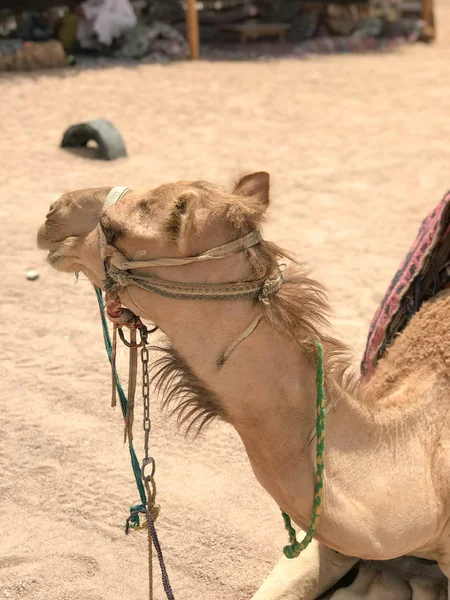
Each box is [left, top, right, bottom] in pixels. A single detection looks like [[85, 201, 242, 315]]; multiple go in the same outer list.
[[1, 4, 450, 598]]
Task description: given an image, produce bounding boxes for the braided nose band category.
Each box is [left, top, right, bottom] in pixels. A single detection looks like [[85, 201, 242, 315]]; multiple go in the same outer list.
[[104, 265, 284, 302], [101, 187, 284, 303]]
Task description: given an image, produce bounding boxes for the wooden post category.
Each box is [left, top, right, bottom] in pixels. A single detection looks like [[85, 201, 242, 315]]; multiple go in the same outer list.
[[421, 0, 435, 41], [186, 0, 200, 59]]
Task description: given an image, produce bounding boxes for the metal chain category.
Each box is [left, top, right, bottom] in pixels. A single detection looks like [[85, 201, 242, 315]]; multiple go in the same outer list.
[[140, 325, 156, 483]]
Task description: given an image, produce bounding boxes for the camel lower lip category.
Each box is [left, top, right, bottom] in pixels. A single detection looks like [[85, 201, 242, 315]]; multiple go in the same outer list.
[[37, 224, 50, 250]]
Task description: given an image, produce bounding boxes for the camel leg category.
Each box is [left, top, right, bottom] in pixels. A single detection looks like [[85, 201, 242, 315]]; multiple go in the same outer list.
[[251, 539, 358, 600], [435, 561, 449, 600], [410, 579, 448, 600]]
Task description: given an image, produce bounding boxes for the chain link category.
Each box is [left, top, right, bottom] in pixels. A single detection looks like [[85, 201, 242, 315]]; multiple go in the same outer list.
[[140, 326, 156, 481]]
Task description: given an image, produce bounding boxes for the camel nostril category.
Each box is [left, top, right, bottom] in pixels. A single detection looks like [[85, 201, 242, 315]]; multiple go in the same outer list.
[[46, 203, 57, 218]]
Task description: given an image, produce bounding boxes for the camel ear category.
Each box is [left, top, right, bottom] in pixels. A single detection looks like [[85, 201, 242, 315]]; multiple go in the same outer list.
[[227, 172, 270, 227], [234, 172, 270, 209]]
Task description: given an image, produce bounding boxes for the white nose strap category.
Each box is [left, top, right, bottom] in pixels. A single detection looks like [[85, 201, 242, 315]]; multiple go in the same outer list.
[[104, 186, 130, 209]]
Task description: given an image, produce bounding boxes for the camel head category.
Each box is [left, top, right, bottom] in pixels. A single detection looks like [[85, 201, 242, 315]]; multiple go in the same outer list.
[[37, 173, 271, 289]]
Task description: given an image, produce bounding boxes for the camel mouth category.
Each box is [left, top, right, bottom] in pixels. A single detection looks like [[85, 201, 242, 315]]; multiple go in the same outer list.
[[37, 217, 82, 273], [36, 221, 69, 252], [43, 237, 82, 273], [46, 251, 65, 270], [37, 223, 52, 250]]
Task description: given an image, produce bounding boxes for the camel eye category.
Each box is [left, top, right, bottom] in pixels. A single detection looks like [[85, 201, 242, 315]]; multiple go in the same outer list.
[[175, 196, 189, 214], [105, 229, 115, 244], [101, 224, 115, 244]]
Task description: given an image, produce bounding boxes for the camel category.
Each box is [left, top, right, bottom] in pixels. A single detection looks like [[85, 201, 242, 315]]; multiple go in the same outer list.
[[37, 173, 450, 600]]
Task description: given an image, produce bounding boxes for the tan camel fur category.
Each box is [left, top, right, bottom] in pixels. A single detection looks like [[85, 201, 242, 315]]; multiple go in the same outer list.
[[37, 174, 450, 599]]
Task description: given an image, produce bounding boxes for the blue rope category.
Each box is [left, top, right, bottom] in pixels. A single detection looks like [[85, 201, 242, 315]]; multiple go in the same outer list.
[[95, 286, 147, 507]]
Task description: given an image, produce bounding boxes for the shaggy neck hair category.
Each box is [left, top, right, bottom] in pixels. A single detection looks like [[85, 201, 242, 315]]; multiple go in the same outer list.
[[149, 238, 360, 436], [150, 343, 225, 436]]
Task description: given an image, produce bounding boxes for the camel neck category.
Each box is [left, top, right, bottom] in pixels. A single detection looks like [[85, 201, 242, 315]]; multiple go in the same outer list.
[[122, 284, 440, 558]]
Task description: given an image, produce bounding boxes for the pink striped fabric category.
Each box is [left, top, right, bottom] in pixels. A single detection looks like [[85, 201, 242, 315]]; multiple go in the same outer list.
[[361, 191, 450, 380]]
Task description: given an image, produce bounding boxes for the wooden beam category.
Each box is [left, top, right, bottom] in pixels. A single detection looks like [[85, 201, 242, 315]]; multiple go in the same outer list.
[[186, 0, 200, 59], [421, 0, 435, 41]]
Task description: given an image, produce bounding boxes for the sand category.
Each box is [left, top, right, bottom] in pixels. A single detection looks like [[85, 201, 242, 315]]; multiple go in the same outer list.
[[1, 4, 450, 598]]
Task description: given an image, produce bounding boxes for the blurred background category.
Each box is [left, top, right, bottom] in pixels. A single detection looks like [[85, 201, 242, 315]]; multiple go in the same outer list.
[[0, 0, 435, 68]]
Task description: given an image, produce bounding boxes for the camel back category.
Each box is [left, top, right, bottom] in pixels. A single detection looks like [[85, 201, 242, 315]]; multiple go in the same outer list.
[[361, 190, 450, 380]]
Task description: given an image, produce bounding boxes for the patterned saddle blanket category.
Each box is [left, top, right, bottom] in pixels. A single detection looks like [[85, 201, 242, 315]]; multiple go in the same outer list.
[[361, 190, 450, 381]]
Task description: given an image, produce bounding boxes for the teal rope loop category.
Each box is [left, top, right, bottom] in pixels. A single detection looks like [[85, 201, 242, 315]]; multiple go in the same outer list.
[[95, 286, 147, 508], [282, 338, 326, 559], [126, 504, 146, 532]]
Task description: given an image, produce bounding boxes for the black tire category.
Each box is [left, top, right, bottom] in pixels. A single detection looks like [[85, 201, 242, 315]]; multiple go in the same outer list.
[[61, 118, 127, 161]]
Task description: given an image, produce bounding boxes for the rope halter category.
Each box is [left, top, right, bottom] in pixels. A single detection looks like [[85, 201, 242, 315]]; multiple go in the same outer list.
[[99, 187, 284, 304]]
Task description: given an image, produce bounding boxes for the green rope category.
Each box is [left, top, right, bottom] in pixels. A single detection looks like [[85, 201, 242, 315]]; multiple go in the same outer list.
[[282, 338, 326, 559], [127, 503, 146, 531], [95, 286, 147, 509]]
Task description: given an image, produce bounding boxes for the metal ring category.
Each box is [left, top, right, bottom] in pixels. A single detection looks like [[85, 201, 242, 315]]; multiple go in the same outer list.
[[141, 457, 156, 480], [118, 327, 144, 348], [140, 324, 158, 343]]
